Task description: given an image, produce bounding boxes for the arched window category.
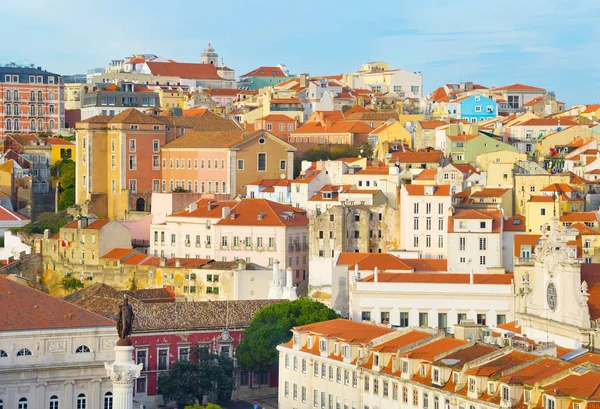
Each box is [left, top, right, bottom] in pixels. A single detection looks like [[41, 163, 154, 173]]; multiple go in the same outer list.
[[0, 349, 7, 357], [38, 90, 43, 101], [14, 90, 19, 100], [30, 120, 35, 131], [16, 348, 32, 356], [30, 90, 35, 101], [5, 89, 11, 100], [5, 119, 10, 131], [49, 119, 55, 129], [49, 395, 59, 409], [14, 119, 19, 131], [76, 394, 86, 409], [103, 392, 113, 409], [49, 105, 55, 114], [30, 104, 35, 115], [75, 345, 91, 353], [38, 119, 43, 130], [14, 104, 19, 115], [18, 398, 27, 409], [0, 398, 3, 409]]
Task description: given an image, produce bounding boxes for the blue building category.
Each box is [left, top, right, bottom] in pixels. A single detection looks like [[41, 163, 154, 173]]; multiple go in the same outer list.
[[447, 94, 497, 123]]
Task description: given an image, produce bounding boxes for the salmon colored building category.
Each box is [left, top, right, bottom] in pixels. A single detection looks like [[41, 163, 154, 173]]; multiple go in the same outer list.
[[254, 114, 298, 140], [0, 65, 64, 138]]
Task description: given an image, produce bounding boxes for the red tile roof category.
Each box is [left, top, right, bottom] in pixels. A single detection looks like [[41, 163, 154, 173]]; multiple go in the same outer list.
[[561, 212, 599, 223], [492, 83, 546, 91], [466, 350, 536, 377], [402, 338, 468, 362], [63, 219, 111, 230], [513, 234, 541, 258], [0, 275, 114, 331], [293, 318, 394, 344], [500, 358, 573, 385], [337, 253, 412, 271], [0, 206, 28, 221], [101, 248, 134, 259], [41, 137, 75, 146], [371, 330, 432, 352], [403, 185, 452, 196], [240, 66, 287, 78], [170, 199, 239, 219], [497, 321, 522, 334], [432, 344, 498, 369], [542, 370, 600, 399], [415, 169, 437, 181], [216, 198, 309, 227], [146, 61, 223, 80], [517, 118, 580, 127], [504, 215, 526, 231], [390, 150, 444, 164], [470, 188, 510, 197]]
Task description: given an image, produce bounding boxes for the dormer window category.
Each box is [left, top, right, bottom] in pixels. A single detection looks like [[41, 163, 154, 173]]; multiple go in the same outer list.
[[524, 391, 530, 403], [420, 364, 426, 377], [319, 339, 327, 353], [402, 360, 408, 374], [544, 396, 555, 409], [334, 343, 339, 355], [432, 368, 440, 383], [502, 385, 509, 401], [453, 372, 459, 384], [469, 377, 476, 392], [374, 354, 380, 366], [342, 345, 350, 359], [488, 382, 495, 394], [307, 336, 313, 349], [293, 334, 299, 347]]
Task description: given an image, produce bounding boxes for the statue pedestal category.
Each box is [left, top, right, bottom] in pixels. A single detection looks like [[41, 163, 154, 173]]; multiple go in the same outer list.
[[105, 345, 143, 409]]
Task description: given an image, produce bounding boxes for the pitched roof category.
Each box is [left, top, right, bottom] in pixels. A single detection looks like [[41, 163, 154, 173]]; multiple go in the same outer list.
[[79, 115, 113, 124], [156, 111, 241, 131], [529, 196, 555, 203], [216, 198, 308, 227], [170, 199, 239, 218], [41, 137, 75, 146], [499, 358, 573, 384], [513, 234, 541, 258], [0, 206, 28, 221], [466, 350, 536, 377], [240, 66, 287, 78], [403, 338, 468, 362], [517, 118, 579, 127], [7, 134, 41, 146], [257, 114, 296, 122], [390, 150, 444, 164], [432, 343, 498, 369], [344, 111, 399, 121], [542, 371, 600, 399], [371, 330, 433, 352], [492, 83, 546, 91], [403, 185, 452, 196], [162, 130, 246, 149], [63, 219, 111, 230], [337, 253, 412, 271], [293, 318, 394, 344], [109, 108, 163, 125], [504, 215, 526, 231], [560, 212, 599, 223], [101, 248, 135, 259], [415, 169, 437, 181], [145, 61, 223, 80], [0, 276, 114, 331], [470, 188, 511, 198], [447, 133, 480, 142]]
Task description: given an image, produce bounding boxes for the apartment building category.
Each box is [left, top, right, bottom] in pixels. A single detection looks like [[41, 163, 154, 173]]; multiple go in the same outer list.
[[80, 82, 160, 120], [0, 65, 64, 138]]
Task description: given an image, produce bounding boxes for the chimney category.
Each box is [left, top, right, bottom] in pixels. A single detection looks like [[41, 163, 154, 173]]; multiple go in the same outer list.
[[300, 73, 308, 88], [286, 266, 293, 288], [272, 259, 281, 282], [465, 81, 474, 91], [159, 257, 167, 267], [78, 216, 88, 229], [373, 266, 379, 283], [221, 206, 231, 219], [238, 258, 246, 270], [44, 229, 51, 240], [175, 259, 182, 267]]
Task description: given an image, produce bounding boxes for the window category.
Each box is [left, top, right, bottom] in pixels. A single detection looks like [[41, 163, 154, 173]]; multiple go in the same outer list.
[[438, 235, 444, 248], [75, 345, 91, 353], [0, 350, 6, 357], [419, 312, 428, 327], [479, 237, 487, 250], [280, 160, 286, 170], [136, 377, 146, 394], [258, 153, 267, 171], [502, 385, 509, 401], [17, 348, 32, 356], [414, 203, 419, 214], [178, 346, 189, 361], [49, 396, 59, 409], [414, 217, 419, 230], [508, 95, 520, 109], [399, 311, 409, 327], [457, 313, 467, 324], [480, 255, 486, 265], [381, 311, 390, 324], [541, 208, 546, 216], [329, 366, 334, 381], [129, 155, 137, 170], [364, 375, 370, 392], [18, 398, 27, 409], [76, 394, 86, 409], [136, 349, 147, 369], [477, 313, 487, 325], [157, 348, 169, 370], [413, 235, 419, 247], [459, 237, 466, 251], [104, 392, 113, 409], [129, 139, 136, 152], [373, 378, 379, 394]]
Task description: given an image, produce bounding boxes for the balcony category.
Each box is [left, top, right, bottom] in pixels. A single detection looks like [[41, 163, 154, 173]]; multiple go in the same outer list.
[[205, 242, 211, 249], [185, 241, 191, 247], [514, 257, 534, 266], [195, 242, 201, 248], [221, 245, 228, 250]]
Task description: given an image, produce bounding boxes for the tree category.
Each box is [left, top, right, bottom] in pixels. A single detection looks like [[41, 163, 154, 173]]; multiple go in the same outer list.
[[293, 144, 374, 177], [22, 212, 67, 234], [60, 275, 84, 292], [172, 186, 190, 193], [235, 298, 339, 372], [184, 404, 223, 409], [158, 345, 234, 408], [128, 276, 139, 292], [50, 158, 76, 210]]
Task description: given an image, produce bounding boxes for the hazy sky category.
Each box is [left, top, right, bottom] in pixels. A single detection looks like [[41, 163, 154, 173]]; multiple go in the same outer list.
[[3, 0, 599, 105]]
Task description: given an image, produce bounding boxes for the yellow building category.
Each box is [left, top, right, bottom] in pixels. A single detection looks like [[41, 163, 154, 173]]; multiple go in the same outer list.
[[485, 162, 515, 188], [41, 137, 75, 165], [64, 83, 90, 110], [525, 185, 585, 233], [370, 119, 412, 159], [571, 223, 600, 263], [155, 88, 186, 111], [514, 173, 585, 216], [476, 150, 527, 172], [537, 126, 597, 161]]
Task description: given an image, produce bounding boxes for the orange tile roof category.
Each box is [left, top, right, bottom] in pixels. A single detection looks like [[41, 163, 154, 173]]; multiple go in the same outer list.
[[571, 352, 600, 365], [41, 137, 75, 146], [492, 83, 546, 91], [569, 222, 600, 235], [404, 185, 451, 196], [101, 248, 134, 259], [343, 105, 371, 116], [432, 343, 498, 369], [271, 98, 301, 104], [63, 219, 111, 230], [415, 169, 437, 180], [449, 209, 504, 234], [294, 318, 394, 344], [470, 188, 510, 197], [240, 66, 287, 77], [399, 259, 448, 272], [540, 183, 576, 193], [170, 199, 239, 218], [354, 165, 392, 175], [0, 206, 28, 221], [466, 350, 536, 377], [146, 61, 223, 80], [256, 114, 296, 122], [360, 272, 513, 285], [216, 198, 308, 227], [402, 338, 468, 361], [513, 234, 541, 258], [0, 275, 114, 331], [583, 104, 600, 113], [122, 254, 151, 265], [447, 133, 480, 142], [542, 371, 600, 399], [497, 321, 521, 334], [337, 253, 412, 271], [390, 150, 444, 164], [504, 215, 526, 231], [371, 330, 432, 352], [109, 108, 163, 125], [452, 164, 479, 174], [529, 196, 555, 203], [517, 118, 580, 127]]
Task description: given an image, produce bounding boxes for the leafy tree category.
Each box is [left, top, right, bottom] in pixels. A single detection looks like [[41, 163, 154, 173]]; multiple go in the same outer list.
[[172, 186, 190, 193], [235, 298, 339, 372], [60, 275, 84, 292], [293, 144, 373, 177], [22, 212, 67, 234], [158, 345, 234, 408], [184, 404, 223, 409], [50, 159, 76, 210], [128, 276, 139, 292]]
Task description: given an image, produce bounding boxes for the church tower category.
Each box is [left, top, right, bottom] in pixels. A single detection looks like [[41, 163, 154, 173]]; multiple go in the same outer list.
[[201, 43, 218, 65]]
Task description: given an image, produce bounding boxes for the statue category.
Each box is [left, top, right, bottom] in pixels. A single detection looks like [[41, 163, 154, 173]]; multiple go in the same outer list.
[[582, 280, 589, 294], [116, 296, 134, 345]]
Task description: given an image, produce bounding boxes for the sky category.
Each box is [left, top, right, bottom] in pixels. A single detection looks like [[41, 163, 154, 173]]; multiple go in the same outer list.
[[3, 0, 600, 106]]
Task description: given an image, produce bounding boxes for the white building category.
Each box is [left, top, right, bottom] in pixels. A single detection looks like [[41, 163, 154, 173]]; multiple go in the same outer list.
[[246, 179, 291, 203], [400, 185, 452, 259], [0, 275, 116, 409], [447, 209, 504, 273]]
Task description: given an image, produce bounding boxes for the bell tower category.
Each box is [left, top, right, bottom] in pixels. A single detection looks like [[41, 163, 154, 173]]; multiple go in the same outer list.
[[201, 43, 218, 65]]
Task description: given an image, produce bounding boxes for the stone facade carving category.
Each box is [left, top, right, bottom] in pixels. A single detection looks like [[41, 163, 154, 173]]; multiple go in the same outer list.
[[102, 339, 116, 349], [18, 386, 30, 393], [47, 340, 66, 353], [104, 362, 143, 385]]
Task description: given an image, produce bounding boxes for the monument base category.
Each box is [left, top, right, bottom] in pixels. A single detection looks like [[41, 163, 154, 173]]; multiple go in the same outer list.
[[105, 344, 143, 409]]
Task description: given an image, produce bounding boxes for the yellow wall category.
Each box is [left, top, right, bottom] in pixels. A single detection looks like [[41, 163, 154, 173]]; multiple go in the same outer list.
[[157, 89, 185, 110], [486, 162, 516, 188], [49, 144, 75, 165], [476, 150, 527, 172], [514, 174, 575, 215]]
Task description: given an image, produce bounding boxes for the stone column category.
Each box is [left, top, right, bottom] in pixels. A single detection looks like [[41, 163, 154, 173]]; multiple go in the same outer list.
[[104, 346, 142, 409], [91, 378, 102, 409], [64, 380, 75, 409], [36, 382, 47, 408]]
